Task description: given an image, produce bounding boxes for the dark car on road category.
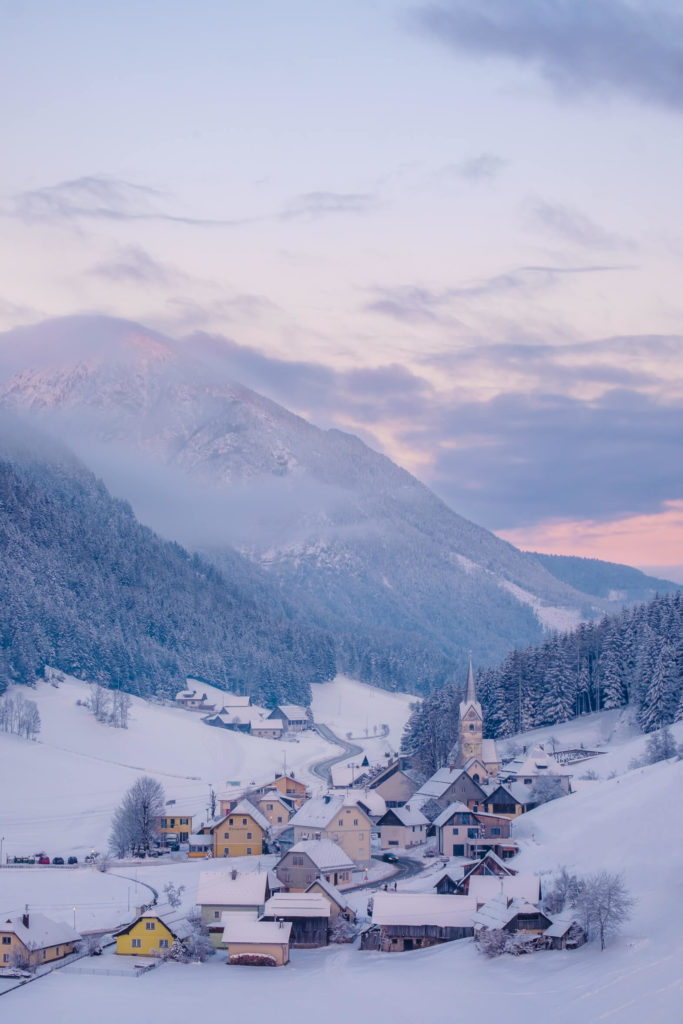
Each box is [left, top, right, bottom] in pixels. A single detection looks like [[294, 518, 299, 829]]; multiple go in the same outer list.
[[382, 851, 399, 863], [52, 856, 65, 865]]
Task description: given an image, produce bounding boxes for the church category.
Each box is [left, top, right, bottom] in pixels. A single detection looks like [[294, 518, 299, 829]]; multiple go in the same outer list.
[[451, 657, 501, 782]]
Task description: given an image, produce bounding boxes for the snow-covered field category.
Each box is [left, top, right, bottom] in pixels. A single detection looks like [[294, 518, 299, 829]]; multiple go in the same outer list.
[[2, 677, 682, 1022]]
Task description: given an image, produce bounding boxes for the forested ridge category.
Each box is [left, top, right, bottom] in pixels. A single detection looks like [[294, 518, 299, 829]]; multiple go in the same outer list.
[[0, 447, 335, 703], [402, 591, 683, 772]]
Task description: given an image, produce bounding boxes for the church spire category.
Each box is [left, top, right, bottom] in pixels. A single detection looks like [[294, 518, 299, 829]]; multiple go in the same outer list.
[[465, 651, 476, 704]]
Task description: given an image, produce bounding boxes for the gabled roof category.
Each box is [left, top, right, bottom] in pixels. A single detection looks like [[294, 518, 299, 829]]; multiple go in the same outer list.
[[114, 904, 192, 941], [432, 801, 473, 828], [372, 893, 476, 928], [1, 913, 80, 950], [290, 795, 371, 830], [264, 893, 330, 919], [504, 745, 572, 779], [222, 913, 291, 945], [473, 894, 549, 930], [277, 705, 309, 721], [305, 877, 352, 912], [481, 739, 500, 765], [197, 869, 269, 907], [415, 766, 486, 801], [433, 868, 464, 888], [253, 719, 283, 731], [462, 850, 516, 878], [377, 805, 428, 828], [286, 839, 354, 871], [544, 911, 582, 938], [468, 875, 540, 904], [223, 799, 271, 833]]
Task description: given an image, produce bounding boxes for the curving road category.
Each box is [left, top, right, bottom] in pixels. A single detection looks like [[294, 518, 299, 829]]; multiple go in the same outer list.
[[310, 723, 364, 783]]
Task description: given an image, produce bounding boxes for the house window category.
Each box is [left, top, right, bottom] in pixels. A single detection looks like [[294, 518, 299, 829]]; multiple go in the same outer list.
[[161, 818, 167, 828], [524, 779, 532, 785], [56, 947, 60, 955], [338, 820, 343, 826], [242, 819, 247, 825], [292, 855, 303, 865], [145, 921, 155, 930], [229, 818, 234, 825], [43, 950, 47, 959], [359, 833, 364, 840], [180, 818, 189, 825], [452, 827, 459, 835], [170, 819, 175, 827], [223, 832, 229, 839], [1, 937, 10, 945], [214, 911, 220, 919], [277, 816, 283, 823], [467, 829, 478, 839], [223, 849, 229, 856], [267, 804, 273, 810], [246, 832, 252, 839], [491, 828, 501, 836], [132, 938, 142, 948], [159, 939, 169, 949], [2, 954, 8, 963], [469, 724, 475, 731], [354, 819, 359, 826], [247, 848, 252, 855]]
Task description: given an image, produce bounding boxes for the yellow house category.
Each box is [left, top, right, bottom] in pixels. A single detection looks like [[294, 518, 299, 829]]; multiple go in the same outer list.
[[157, 813, 193, 844], [289, 795, 373, 866], [114, 906, 191, 956], [0, 912, 80, 968], [211, 799, 270, 857], [257, 792, 293, 827], [254, 774, 309, 808]]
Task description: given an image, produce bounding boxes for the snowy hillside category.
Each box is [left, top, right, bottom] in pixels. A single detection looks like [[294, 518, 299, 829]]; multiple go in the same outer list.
[[2, 315, 671, 693], [2, 711, 682, 1022], [0, 675, 414, 859]]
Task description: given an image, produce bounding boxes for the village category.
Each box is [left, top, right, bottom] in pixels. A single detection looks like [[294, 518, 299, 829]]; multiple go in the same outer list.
[[0, 664, 594, 984]]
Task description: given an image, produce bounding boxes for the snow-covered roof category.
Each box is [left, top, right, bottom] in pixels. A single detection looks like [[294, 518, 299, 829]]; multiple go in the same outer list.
[[188, 833, 213, 845], [545, 912, 582, 938], [287, 838, 354, 870], [473, 894, 545, 930], [305, 877, 350, 910], [221, 912, 291, 945], [219, 694, 252, 708], [175, 690, 196, 700], [277, 705, 309, 721], [504, 745, 572, 779], [415, 766, 469, 799], [481, 739, 500, 764], [226, 799, 271, 833], [463, 850, 515, 877], [330, 763, 363, 788], [197, 869, 269, 907], [264, 893, 331, 919], [372, 893, 476, 928], [432, 801, 472, 828], [379, 804, 428, 827], [258, 792, 292, 810], [252, 719, 283, 731], [2, 912, 80, 950], [468, 875, 540, 905], [344, 788, 386, 818], [433, 868, 464, 888], [290, 794, 369, 829]]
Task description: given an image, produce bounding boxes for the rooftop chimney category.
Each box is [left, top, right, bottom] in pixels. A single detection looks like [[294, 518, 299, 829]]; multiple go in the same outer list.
[[22, 906, 29, 929]]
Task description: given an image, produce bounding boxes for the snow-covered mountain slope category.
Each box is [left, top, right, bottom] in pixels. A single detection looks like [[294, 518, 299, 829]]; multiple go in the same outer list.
[[1, 315, 673, 689]]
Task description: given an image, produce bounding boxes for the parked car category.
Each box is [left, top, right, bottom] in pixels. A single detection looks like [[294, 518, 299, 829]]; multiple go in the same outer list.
[[52, 856, 65, 865], [382, 851, 400, 863], [67, 856, 78, 865], [38, 856, 50, 865]]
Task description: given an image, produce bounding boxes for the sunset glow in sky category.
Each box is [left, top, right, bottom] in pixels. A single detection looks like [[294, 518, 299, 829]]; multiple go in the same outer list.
[[1, 1, 682, 579]]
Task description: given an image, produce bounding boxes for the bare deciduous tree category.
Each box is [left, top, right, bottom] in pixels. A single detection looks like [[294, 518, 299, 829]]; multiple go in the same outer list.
[[572, 871, 635, 950], [109, 776, 165, 858]]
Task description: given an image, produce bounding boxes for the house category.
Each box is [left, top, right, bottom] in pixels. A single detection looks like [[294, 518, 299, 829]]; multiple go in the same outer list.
[[209, 799, 270, 858], [361, 893, 476, 952], [468, 874, 540, 907], [433, 802, 484, 858], [433, 868, 463, 895], [305, 878, 355, 921], [483, 783, 529, 819], [473, 893, 552, 936], [377, 805, 428, 849], [175, 689, 216, 712], [251, 720, 284, 739], [222, 912, 292, 966], [268, 705, 310, 732], [253, 774, 309, 808], [289, 795, 373, 866], [544, 912, 587, 950], [257, 792, 294, 828], [262, 893, 330, 947], [0, 912, 80, 968], [367, 760, 419, 807], [203, 712, 251, 733], [455, 851, 518, 894], [157, 812, 193, 844], [276, 839, 354, 891], [188, 834, 213, 858], [197, 869, 270, 946], [114, 905, 191, 956], [413, 767, 487, 812], [500, 745, 573, 794]]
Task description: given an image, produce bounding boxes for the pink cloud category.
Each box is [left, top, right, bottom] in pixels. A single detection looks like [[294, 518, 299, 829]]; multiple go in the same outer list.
[[497, 499, 683, 574]]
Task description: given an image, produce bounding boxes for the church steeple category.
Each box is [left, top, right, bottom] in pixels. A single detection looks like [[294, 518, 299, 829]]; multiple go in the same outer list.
[[465, 652, 476, 705]]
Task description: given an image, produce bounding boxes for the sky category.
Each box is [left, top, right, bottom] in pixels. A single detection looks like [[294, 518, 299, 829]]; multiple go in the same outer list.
[[1, 0, 682, 580]]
